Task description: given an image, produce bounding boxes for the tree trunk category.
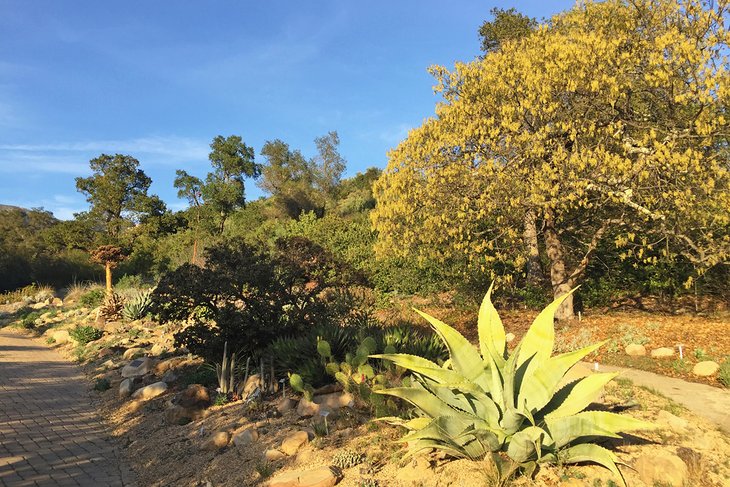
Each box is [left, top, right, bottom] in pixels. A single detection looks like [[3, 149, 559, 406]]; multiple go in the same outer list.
[[192, 238, 199, 265], [543, 211, 574, 320], [523, 209, 543, 286], [105, 262, 113, 296]]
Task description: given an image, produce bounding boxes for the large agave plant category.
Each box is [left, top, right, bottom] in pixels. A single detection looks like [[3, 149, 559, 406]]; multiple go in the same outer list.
[[372, 285, 654, 485], [122, 289, 153, 321]]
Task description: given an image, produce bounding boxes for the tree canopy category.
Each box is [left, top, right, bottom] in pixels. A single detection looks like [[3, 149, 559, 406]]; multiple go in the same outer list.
[[372, 0, 730, 319]]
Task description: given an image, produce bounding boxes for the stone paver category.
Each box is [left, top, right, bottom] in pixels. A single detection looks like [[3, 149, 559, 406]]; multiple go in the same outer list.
[[0, 329, 136, 486]]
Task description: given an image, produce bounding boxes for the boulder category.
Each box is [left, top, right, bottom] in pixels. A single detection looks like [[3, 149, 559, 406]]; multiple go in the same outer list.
[[150, 343, 166, 356], [692, 361, 719, 377], [232, 426, 258, 447], [119, 378, 134, 398], [131, 381, 168, 401], [635, 451, 687, 487], [52, 329, 70, 345], [267, 466, 340, 487], [51, 297, 63, 307], [121, 357, 152, 378], [164, 403, 206, 425], [625, 343, 647, 356], [651, 347, 675, 358], [123, 347, 145, 360], [265, 449, 286, 462], [281, 430, 309, 456], [202, 431, 230, 451], [31, 302, 48, 310]]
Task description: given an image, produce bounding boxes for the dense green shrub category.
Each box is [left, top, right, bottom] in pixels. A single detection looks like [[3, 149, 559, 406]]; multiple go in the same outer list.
[[151, 236, 362, 361], [17, 309, 43, 329], [69, 325, 103, 345], [79, 288, 105, 308]]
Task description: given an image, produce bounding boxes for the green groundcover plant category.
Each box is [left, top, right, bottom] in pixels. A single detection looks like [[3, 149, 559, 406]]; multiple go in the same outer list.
[[372, 285, 654, 485]]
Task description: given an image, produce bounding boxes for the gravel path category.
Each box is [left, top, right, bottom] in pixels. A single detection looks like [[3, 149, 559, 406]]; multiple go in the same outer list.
[[0, 329, 136, 487]]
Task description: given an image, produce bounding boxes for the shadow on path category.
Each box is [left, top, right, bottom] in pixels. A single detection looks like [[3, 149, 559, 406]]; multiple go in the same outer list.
[[0, 329, 136, 487]]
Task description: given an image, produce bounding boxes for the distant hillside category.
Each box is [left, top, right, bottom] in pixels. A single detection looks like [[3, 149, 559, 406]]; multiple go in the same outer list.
[[0, 204, 29, 212]]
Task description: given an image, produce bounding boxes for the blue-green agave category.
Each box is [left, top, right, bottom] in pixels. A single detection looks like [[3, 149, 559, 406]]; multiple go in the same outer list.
[[372, 285, 654, 485]]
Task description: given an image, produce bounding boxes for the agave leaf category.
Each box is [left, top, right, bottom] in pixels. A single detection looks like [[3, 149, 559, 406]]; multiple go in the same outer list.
[[519, 341, 606, 413], [402, 416, 493, 460], [477, 283, 507, 366], [506, 426, 549, 464], [545, 411, 655, 448], [560, 443, 626, 487], [414, 309, 490, 389], [518, 290, 575, 370], [544, 372, 618, 419], [422, 378, 500, 423], [370, 353, 465, 385], [375, 385, 457, 418], [502, 342, 524, 410], [402, 439, 472, 460], [483, 349, 505, 410]]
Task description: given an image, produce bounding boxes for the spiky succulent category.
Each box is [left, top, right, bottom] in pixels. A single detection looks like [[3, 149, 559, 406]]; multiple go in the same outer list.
[[372, 284, 654, 486], [122, 289, 153, 321], [332, 449, 366, 469], [100, 292, 126, 321]]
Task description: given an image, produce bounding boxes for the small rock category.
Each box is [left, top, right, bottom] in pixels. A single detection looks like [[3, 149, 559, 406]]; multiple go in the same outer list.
[[277, 397, 297, 414], [154, 356, 188, 375], [635, 451, 688, 487], [313, 391, 354, 409], [232, 426, 258, 447], [505, 332, 516, 343], [202, 431, 230, 451], [625, 343, 647, 356], [97, 348, 114, 359], [657, 410, 689, 433], [281, 430, 309, 456], [123, 347, 144, 360], [296, 398, 320, 417], [161, 370, 178, 383], [692, 361, 719, 377], [100, 359, 115, 370], [121, 357, 152, 378], [267, 466, 340, 487], [264, 449, 286, 461], [51, 297, 63, 307], [119, 378, 134, 398], [131, 381, 168, 401], [31, 302, 47, 310], [176, 384, 210, 409], [52, 329, 70, 345], [243, 374, 262, 396], [650, 347, 675, 358]]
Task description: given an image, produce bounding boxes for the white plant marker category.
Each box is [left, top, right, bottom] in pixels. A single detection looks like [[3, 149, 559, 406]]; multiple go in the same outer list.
[[320, 407, 331, 435], [279, 378, 287, 399], [678, 344, 684, 359], [594, 362, 599, 371]]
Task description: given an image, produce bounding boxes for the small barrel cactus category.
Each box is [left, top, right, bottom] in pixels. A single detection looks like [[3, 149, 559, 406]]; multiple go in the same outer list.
[[332, 449, 366, 469]]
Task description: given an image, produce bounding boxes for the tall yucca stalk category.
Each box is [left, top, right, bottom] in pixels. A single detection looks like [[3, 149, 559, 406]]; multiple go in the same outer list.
[[216, 341, 236, 395], [372, 285, 654, 486]]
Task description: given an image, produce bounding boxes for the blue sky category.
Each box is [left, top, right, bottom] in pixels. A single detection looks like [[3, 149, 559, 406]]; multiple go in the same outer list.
[[0, 0, 572, 219]]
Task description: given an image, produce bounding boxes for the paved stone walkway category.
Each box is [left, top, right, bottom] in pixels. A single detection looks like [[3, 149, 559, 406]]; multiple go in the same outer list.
[[0, 329, 135, 486], [598, 362, 730, 434]]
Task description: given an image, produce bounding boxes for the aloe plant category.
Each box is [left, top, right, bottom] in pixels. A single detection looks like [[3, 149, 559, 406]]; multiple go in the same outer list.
[[215, 341, 236, 395], [372, 285, 654, 486]]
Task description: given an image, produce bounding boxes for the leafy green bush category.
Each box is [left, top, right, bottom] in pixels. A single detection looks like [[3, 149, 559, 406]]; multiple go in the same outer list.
[[719, 358, 730, 388], [17, 309, 43, 329], [79, 288, 105, 308], [151, 237, 361, 361], [94, 378, 111, 391], [114, 274, 145, 290], [180, 366, 217, 388], [373, 285, 655, 485], [69, 325, 103, 345]]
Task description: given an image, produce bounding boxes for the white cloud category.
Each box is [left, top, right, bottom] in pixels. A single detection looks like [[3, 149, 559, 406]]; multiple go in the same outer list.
[[0, 135, 209, 175]]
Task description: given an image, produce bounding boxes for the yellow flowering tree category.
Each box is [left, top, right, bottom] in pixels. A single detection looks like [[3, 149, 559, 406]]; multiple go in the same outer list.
[[372, 0, 730, 319]]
